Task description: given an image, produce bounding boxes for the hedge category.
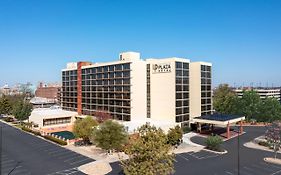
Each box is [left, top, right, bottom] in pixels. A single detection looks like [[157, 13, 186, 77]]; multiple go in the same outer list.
[[22, 126, 41, 136], [43, 135, 67, 146]]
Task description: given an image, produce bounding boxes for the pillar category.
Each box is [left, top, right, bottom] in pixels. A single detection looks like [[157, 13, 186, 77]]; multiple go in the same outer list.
[[239, 121, 243, 134], [226, 122, 230, 139]]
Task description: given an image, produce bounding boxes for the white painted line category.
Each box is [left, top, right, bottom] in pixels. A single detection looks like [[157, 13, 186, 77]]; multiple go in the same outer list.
[[69, 158, 91, 165], [243, 166, 255, 172], [271, 169, 281, 175], [251, 163, 274, 172], [2, 159, 14, 164], [64, 155, 84, 162], [57, 153, 78, 159], [52, 151, 72, 157], [48, 149, 67, 154], [225, 171, 234, 175], [177, 154, 189, 161], [2, 162, 17, 168], [199, 154, 219, 160], [44, 147, 60, 152], [260, 161, 281, 169], [36, 144, 52, 149]]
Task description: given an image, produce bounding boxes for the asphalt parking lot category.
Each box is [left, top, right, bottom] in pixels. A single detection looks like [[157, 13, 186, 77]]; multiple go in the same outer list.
[[0, 121, 94, 175], [109, 126, 281, 175]]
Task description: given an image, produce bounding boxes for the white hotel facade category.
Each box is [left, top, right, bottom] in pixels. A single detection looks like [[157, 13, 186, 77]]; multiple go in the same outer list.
[[61, 52, 212, 132]]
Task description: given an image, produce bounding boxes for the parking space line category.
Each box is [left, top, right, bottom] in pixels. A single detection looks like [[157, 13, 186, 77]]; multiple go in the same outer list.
[[52, 150, 73, 157], [177, 154, 189, 161], [2, 159, 14, 164], [199, 154, 219, 160], [251, 163, 275, 172], [35, 144, 53, 149], [69, 158, 91, 165], [64, 155, 84, 162], [260, 161, 281, 170], [49, 149, 69, 155], [44, 147, 61, 152], [57, 152, 78, 159]]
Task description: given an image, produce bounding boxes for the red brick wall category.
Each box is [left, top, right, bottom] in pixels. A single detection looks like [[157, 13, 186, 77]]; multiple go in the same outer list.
[[35, 87, 60, 99], [77, 62, 92, 115]]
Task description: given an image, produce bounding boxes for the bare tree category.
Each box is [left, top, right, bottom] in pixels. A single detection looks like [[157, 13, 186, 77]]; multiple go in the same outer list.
[[266, 121, 281, 158]]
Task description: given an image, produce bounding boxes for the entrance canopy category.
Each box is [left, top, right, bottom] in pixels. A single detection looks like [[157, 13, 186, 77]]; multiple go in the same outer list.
[[192, 114, 245, 139], [192, 114, 245, 126]]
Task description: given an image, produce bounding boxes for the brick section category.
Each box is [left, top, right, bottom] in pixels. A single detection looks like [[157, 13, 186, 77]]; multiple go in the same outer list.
[[77, 62, 92, 115], [77, 62, 83, 115], [35, 87, 60, 100]]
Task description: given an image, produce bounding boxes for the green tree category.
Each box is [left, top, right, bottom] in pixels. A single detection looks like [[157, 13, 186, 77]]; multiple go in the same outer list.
[[240, 90, 261, 120], [73, 116, 98, 143], [213, 84, 239, 114], [91, 120, 128, 153], [0, 96, 12, 115], [257, 98, 281, 122], [12, 100, 32, 121], [167, 125, 183, 146], [121, 124, 175, 175]]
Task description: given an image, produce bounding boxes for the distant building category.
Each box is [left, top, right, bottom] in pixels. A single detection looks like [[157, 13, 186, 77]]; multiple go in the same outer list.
[[234, 88, 281, 102], [0, 84, 22, 96], [61, 51, 213, 132], [35, 82, 61, 104], [30, 97, 57, 108]]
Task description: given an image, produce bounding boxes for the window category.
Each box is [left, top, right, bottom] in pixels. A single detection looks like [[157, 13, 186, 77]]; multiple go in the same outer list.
[[109, 65, 114, 71], [123, 63, 130, 70], [183, 63, 189, 69], [176, 70, 182, 77], [115, 64, 122, 70], [176, 62, 182, 69]]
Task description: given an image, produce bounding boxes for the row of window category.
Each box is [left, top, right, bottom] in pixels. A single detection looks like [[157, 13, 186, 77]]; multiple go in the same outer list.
[[81, 71, 130, 80], [81, 63, 130, 74], [176, 62, 189, 69], [81, 93, 130, 99], [43, 117, 71, 126], [176, 115, 189, 123], [81, 86, 130, 92], [82, 79, 130, 86], [201, 105, 212, 111], [62, 70, 77, 76], [201, 65, 211, 72], [82, 110, 130, 121]]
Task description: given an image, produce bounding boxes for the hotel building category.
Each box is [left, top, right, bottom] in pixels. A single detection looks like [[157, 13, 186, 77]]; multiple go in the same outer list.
[[61, 52, 212, 131]]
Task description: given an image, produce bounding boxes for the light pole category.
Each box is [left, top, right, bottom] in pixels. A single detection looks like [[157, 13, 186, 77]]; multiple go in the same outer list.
[[237, 127, 240, 175]]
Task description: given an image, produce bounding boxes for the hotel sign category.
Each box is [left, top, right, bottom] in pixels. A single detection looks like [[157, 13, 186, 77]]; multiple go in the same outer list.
[[152, 63, 171, 73]]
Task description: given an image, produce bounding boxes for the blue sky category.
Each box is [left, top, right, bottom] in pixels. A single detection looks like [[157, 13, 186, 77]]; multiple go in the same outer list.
[[1, 0, 281, 87]]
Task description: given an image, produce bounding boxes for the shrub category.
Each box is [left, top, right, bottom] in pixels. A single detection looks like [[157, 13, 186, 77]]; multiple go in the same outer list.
[[44, 135, 67, 146], [4, 117, 14, 122], [167, 125, 183, 146], [22, 126, 41, 136], [182, 126, 191, 134], [258, 141, 270, 147], [205, 135, 223, 152]]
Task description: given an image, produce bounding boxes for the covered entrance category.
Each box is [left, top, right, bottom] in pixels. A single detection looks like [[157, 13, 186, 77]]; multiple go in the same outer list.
[[192, 114, 245, 139]]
